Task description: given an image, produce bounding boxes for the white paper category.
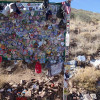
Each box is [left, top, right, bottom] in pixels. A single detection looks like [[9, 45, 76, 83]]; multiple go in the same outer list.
[[65, 33, 70, 46]]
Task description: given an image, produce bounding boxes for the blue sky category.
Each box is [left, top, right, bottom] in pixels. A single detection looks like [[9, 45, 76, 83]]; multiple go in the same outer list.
[[50, 0, 100, 13]]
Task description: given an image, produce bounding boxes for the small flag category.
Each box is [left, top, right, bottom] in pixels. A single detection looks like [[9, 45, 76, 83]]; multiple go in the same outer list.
[[62, 1, 71, 14], [62, 1, 65, 5], [66, 6, 71, 14]]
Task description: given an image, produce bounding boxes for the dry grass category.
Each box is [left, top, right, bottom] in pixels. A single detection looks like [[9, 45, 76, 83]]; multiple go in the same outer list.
[[70, 9, 100, 56], [71, 67, 100, 92], [70, 19, 100, 55], [71, 8, 100, 22]]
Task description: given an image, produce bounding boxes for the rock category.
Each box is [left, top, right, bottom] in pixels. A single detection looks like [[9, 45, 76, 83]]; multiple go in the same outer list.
[[83, 94, 92, 100], [6, 65, 15, 72], [0, 88, 4, 92], [90, 93, 97, 99], [25, 89, 31, 97], [9, 82, 14, 86], [39, 91, 45, 97], [26, 82, 33, 88], [12, 84, 18, 88], [20, 80, 26, 85]]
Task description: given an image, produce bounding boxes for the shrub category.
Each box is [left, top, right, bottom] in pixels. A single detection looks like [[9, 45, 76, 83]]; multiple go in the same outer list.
[[78, 12, 92, 23], [71, 67, 100, 92], [70, 12, 76, 19]]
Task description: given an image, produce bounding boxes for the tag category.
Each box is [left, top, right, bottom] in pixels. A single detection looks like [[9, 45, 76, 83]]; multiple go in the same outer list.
[[65, 33, 70, 46]]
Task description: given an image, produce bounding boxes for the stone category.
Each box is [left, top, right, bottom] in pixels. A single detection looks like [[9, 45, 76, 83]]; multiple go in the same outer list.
[[25, 89, 31, 97], [12, 84, 18, 88], [90, 94, 97, 99]]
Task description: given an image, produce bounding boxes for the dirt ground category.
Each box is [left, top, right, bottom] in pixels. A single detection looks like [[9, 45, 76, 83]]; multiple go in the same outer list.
[[0, 61, 63, 100], [0, 61, 63, 86]]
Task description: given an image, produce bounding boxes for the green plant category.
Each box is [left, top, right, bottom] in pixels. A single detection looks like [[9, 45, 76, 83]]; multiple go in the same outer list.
[[78, 12, 92, 23], [70, 12, 76, 19]]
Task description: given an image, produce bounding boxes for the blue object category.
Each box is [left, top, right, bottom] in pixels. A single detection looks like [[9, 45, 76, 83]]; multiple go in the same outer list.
[[25, 59, 31, 63], [7, 89, 12, 92], [66, 60, 76, 66], [77, 55, 86, 62], [90, 59, 96, 62], [48, 26, 52, 29]]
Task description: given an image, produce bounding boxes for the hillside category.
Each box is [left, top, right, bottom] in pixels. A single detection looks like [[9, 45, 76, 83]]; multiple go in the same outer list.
[[70, 8, 100, 58], [71, 8, 100, 22], [65, 9, 100, 99], [0, 0, 44, 2]]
